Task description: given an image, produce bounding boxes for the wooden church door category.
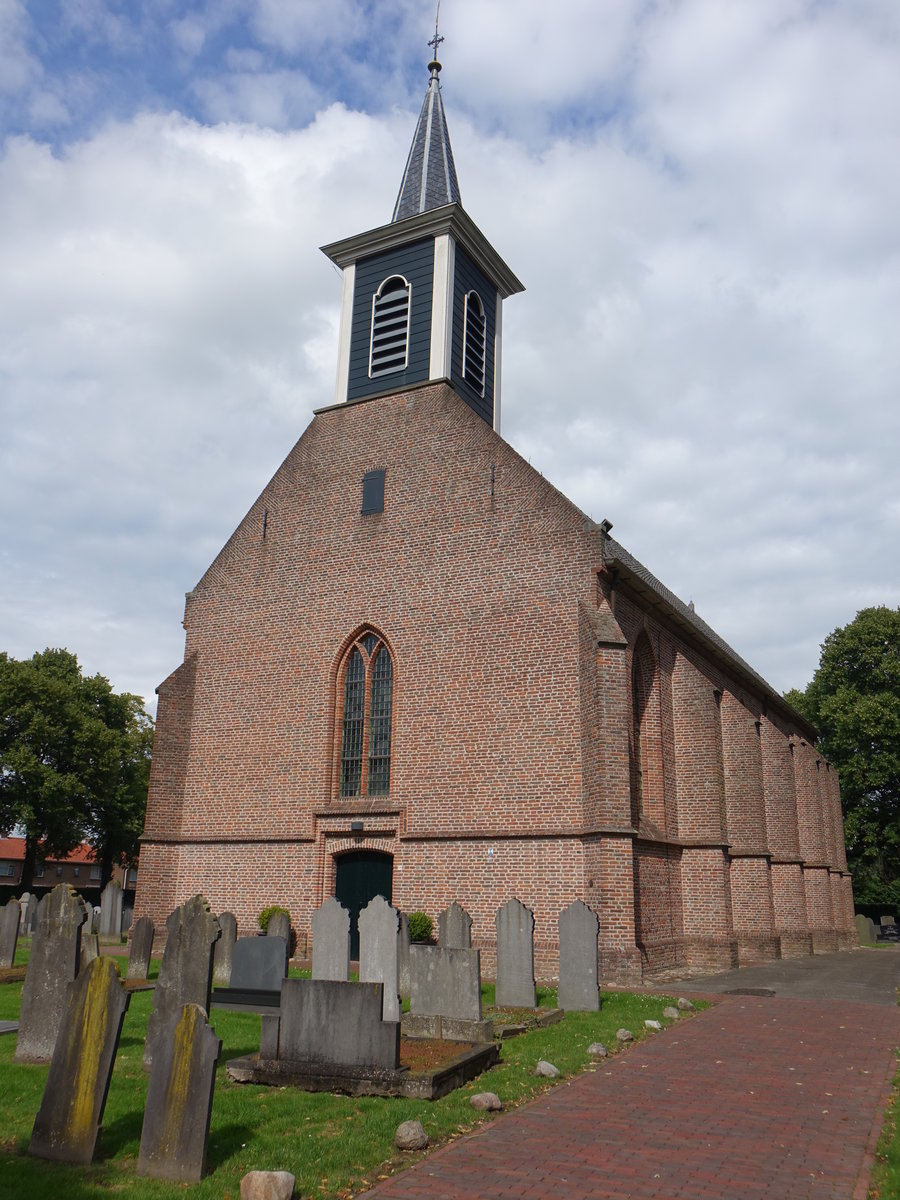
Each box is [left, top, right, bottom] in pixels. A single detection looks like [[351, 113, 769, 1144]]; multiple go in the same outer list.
[[334, 850, 393, 960]]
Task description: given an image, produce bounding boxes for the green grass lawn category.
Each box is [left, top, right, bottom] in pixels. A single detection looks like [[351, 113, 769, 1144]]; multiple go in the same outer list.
[[0, 965, 694, 1200]]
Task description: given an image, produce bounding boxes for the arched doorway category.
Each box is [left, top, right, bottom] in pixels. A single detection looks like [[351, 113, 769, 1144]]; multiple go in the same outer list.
[[334, 850, 393, 960]]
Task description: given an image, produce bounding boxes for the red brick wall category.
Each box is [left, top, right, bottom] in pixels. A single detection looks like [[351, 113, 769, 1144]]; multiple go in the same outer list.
[[136, 379, 852, 977]]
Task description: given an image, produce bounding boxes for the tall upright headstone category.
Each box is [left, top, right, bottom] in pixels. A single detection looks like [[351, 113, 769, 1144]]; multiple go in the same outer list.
[[18, 893, 31, 935], [28, 957, 131, 1164], [143, 896, 220, 1070], [127, 916, 155, 981], [25, 893, 38, 934], [267, 910, 291, 946], [138, 1003, 221, 1182], [99, 880, 124, 938], [311, 897, 350, 982], [398, 911, 411, 998], [359, 895, 401, 1023], [213, 912, 237, 986], [439, 902, 473, 949], [557, 900, 600, 1011], [0, 898, 20, 968], [495, 898, 537, 1009], [16, 884, 89, 1062], [80, 931, 100, 969]]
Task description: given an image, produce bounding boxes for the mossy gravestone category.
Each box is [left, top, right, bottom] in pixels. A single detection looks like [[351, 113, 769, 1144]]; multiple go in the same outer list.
[[29, 957, 130, 1164], [16, 884, 89, 1062], [213, 911, 237, 986], [143, 895, 220, 1070], [0, 897, 19, 968], [127, 916, 155, 981], [138, 1003, 221, 1182]]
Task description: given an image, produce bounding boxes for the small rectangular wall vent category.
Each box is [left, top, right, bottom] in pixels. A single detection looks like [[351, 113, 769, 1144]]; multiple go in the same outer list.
[[361, 469, 386, 515]]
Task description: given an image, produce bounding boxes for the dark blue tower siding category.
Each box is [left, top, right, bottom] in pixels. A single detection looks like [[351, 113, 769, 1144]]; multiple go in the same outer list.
[[451, 245, 497, 426], [347, 239, 434, 402]]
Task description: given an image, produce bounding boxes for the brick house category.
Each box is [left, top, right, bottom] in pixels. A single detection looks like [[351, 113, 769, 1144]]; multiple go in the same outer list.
[[0, 837, 136, 899], [134, 54, 854, 981]]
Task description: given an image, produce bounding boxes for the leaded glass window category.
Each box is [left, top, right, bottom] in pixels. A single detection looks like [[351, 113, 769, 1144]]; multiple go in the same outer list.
[[367, 647, 393, 795], [338, 633, 394, 798], [340, 647, 365, 797]]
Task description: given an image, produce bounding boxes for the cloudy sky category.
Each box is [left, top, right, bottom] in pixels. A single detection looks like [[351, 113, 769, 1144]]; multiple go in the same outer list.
[[2, 0, 898, 715]]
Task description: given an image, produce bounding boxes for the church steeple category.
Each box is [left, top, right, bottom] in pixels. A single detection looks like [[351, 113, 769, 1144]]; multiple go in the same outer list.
[[392, 57, 461, 221], [321, 28, 523, 431]]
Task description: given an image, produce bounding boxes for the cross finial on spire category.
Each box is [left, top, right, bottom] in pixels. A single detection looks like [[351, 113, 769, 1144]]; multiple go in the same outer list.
[[428, 1, 444, 75]]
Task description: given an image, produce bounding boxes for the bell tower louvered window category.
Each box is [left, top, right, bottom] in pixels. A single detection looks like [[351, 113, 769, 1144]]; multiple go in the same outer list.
[[369, 275, 411, 378], [338, 632, 393, 797], [462, 290, 486, 397]]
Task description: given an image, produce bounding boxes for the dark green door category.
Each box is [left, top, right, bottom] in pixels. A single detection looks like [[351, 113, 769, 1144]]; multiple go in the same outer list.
[[334, 850, 393, 960]]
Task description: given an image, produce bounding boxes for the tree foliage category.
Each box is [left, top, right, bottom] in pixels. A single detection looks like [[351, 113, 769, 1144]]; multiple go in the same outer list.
[[0, 648, 153, 890], [786, 606, 900, 907]]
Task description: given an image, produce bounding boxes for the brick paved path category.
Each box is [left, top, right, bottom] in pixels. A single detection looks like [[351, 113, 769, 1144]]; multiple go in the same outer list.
[[362, 997, 900, 1200]]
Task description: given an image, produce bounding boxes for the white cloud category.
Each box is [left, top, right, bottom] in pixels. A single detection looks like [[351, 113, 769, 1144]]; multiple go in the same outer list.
[[1, 1, 899, 712]]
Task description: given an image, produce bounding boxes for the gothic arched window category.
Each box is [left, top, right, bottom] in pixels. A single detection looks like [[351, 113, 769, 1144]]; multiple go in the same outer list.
[[339, 632, 393, 797], [462, 290, 486, 396], [369, 275, 411, 378]]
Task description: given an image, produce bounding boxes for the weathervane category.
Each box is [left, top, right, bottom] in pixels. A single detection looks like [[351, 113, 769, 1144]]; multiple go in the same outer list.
[[428, 1, 444, 72]]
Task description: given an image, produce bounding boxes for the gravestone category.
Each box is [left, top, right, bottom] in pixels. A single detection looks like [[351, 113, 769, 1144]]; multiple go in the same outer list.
[[143, 895, 220, 1070], [0, 898, 20, 968], [16, 884, 89, 1062], [267, 911, 291, 946], [312, 897, 350, 981], [18, 893, 31, 935], [855, 913, 871, 943], [80, 931, 100, 969], [28, 957, 131, 1164], [230, 936, 288, 991], [25, 893, 38, 934], [557, 900, 600, 1011], [127, 916, 155, 981], [99, 880, 124, 938], [213, 912, 237, 985], [138, 1003, 221, 1182], [409, 945, 483, 1023], [359, 895, 401, 1023], [438, 902, 472, 949], [398, 912, 411, 997], [869, 916, 879, 942], [881, 914, 896, 926], [277, 979, 400, 1071], [495, 898, 537, 1008]]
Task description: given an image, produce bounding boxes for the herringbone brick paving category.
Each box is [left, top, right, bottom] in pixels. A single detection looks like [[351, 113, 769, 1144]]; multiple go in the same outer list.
[[361, 997, 900, 1199]]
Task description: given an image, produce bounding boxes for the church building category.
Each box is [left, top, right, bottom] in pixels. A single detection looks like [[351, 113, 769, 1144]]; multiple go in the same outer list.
[[135, 47, 855, 982]]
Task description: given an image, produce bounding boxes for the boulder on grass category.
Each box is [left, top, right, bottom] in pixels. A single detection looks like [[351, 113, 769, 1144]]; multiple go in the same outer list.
[[395, 1120, 428, 1151], [535, 1060, 559, 1078], [240, 1171, 296, 1200], [470, 1092, 502, 1111], [616, 1028, 634, 1042], [588, 1042, 608, 1058]]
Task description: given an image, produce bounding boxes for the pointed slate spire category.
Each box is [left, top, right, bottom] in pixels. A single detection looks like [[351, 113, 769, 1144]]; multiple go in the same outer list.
[[392, 54, 461, 222]]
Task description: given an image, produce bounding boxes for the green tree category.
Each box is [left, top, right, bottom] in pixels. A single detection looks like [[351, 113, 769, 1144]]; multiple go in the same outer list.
[[0, 648, 153, 890], [786, 606, 900, 907]]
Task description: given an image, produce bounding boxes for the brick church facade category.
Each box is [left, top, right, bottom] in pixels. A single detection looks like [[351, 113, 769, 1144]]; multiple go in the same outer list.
[[135, 51, 855, 982]]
